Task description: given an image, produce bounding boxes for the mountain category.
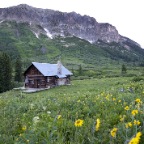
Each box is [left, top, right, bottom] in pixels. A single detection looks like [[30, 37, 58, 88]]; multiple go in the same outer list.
[[0, 4, 144, 68]]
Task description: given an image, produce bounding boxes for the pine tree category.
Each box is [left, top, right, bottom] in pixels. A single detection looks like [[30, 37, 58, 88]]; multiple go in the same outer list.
[[0, 52, 12, 93], [0, 53, 4, 92], [15, 57, 22, 82], [121, 64, 127, 74], [78, 64, 82, 75]]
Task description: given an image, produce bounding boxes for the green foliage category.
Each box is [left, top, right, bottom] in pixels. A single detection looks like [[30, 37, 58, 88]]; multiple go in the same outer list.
[[14, 57, 22, 82], [121, 64, 127, 74], [0, 21, 144, 70], [0, 77, 144, 143], [0, 52, 12, 93], [78, 64, 82, 75], [132, 76, 144, 82]]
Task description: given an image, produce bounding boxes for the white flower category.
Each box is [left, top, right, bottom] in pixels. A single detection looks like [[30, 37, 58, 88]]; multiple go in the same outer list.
[[42, 106, 47, 110], [30, 103, 34, 109], [47, 111, 51, 114], [33, 116, 40, 123]]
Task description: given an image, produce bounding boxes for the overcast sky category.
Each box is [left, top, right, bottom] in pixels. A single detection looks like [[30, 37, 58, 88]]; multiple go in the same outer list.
[[1, 0, 144, 48]]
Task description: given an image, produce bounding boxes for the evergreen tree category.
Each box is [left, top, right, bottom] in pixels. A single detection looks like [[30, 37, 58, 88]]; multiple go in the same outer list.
[[15, 57, 22, 82], [0, 52, 12, 93], [121, 64, 127, 74], [78, 64, 82, 75]]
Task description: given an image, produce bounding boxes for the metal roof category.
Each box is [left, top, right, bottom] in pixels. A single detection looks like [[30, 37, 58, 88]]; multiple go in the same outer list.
[[32, 62, 72, 77]]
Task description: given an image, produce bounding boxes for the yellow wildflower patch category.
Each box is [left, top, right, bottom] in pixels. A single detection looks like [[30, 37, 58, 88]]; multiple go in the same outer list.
[[57, 115, 62, 119], [135, 98, 141, 103], [22, 125, 27, 131], [110, 128, 118, 137], [128, 132, 142, 144], [131, 110, 138, 116], [125, 122, 132, 128], [95, 118, 100, 131], [74, 119, 84, 127], [124, 106, 129, 111], [134, 120, 141, 125]]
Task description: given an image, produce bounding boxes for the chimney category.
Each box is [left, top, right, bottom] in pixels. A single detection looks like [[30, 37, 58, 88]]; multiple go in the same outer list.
[[57, 60, 62, 74]]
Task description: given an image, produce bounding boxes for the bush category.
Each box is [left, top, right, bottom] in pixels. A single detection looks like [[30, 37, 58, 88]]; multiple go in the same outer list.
[[132, 76, 144, 82]]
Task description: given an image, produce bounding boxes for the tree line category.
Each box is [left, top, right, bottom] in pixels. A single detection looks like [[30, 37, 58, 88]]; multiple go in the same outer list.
[[0, 52, 22, 93]]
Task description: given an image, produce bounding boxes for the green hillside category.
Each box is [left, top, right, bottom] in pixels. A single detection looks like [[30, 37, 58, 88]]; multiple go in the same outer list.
[[0, 21, 144, 70]]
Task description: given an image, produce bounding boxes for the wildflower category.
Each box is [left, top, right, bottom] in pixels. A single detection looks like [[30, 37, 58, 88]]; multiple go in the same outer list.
[[128, 132, 142, 144], [136, 132, 142, 137], [22, 125, 27, 131], [42, 106, 47, 110], [74, 119, 84, 127], [120, 115, 126, 122], [118, 100, 121, 103], [27, 140, 29, 143], [113, 98, 116, 101], [110, 128, 118, 137], [131, 110, 138, 116], [125, 122, 132, 128], [135, 99, 141, 103], [57, 115, 61, 119], [33, 116, 40, 123], [95, 118, 100, 131], [47, 111, 51, 114], [134, 120, 141, 126], [29, 103, 34, 110], [124, 106, 129, 111]]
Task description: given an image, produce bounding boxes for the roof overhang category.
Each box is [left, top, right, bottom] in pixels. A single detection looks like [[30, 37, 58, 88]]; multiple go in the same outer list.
[[57, 74, 66, 78]]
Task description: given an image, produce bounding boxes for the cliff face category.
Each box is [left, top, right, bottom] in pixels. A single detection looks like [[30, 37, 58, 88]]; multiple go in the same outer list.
[[0, 4, 140, 47]]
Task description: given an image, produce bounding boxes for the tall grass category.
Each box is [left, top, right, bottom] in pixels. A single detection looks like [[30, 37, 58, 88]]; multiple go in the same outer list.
[[0, 77, 144, 143]]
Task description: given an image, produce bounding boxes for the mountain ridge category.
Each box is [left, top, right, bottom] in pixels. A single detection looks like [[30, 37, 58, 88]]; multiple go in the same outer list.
[[0, 4, 141, 48], [0, 4, 144, 68]]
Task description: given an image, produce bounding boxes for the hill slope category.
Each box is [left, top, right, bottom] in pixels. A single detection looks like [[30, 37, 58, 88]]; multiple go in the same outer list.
[[0, 4, 144, 69]]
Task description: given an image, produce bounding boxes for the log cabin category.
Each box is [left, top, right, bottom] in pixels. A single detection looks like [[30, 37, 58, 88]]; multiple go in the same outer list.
[[24, 61, 73, 88]]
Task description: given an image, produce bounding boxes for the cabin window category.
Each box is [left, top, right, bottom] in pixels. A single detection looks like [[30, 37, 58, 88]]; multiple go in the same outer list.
[[47, 77, 51, 82], [29, 80, 34, 84]]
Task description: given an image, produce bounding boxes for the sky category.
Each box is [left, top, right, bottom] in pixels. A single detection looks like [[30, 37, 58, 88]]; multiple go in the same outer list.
[[1, 0, 144, 48]]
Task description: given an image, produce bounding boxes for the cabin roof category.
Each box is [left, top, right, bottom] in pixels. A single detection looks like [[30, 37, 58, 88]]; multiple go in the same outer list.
[[31, 62, 72, 77]]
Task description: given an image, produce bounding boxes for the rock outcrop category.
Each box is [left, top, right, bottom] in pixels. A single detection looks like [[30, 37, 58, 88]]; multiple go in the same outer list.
[[0, 4, 140, 47]]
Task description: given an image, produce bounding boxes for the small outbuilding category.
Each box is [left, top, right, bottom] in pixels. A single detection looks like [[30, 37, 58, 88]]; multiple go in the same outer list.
[[24, 61, 72, 88]]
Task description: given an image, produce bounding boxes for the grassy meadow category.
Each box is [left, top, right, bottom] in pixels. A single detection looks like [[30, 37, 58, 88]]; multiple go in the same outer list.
[[0, 76, 144, 144]]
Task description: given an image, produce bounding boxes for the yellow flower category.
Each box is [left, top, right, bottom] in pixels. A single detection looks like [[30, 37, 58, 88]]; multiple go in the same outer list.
[[110, 128, 118, 137], [22, 125, 27, 131], [120, 115, 126, 122], [131, 110, 138, 116], [74, 119, 84, 127], [113, 98, 116, 101], [136, 132, 142, 137], [57, 115, 61, 119], [118, 100, 121, 103], [124, 106, 129, 111], [125, 122, 132, 128], [135, 99, 141, 103], [134, 120, 141, 125], [95, 118, 100, 131], [128, 132, 142, 144]]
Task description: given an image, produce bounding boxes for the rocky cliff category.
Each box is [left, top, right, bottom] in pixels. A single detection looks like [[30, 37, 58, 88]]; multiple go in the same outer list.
[[0, 4, 140, 47]]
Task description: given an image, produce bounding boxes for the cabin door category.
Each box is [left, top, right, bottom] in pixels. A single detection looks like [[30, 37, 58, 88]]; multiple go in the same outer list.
[[34, 79, 41, 88]]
